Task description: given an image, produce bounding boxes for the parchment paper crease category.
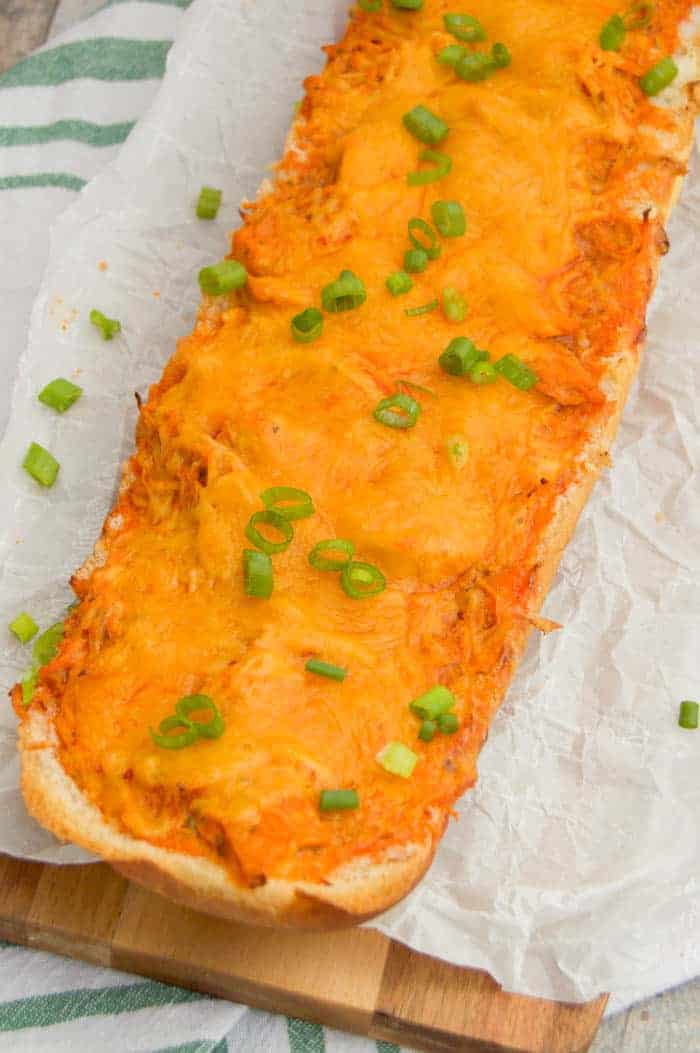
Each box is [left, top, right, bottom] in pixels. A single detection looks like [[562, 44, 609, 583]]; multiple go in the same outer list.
[[0, 0, 698, 1013]]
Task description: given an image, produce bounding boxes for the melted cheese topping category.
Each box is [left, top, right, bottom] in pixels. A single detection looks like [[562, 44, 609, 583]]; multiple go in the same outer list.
[[22, 0, 694, 886]]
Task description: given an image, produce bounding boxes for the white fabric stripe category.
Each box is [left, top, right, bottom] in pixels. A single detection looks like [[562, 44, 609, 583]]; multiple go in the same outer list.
[[0, 80, 163, 127], [0, 998, 244, 1053], [0, 944, 136, 998], [325, 1026, 380, 1053], [33, 4, 184, 48], [0, 141, 123, 179]]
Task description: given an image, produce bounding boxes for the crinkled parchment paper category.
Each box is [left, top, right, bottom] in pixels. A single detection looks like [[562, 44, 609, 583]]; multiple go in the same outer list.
[[0, 0, 698, 1013]]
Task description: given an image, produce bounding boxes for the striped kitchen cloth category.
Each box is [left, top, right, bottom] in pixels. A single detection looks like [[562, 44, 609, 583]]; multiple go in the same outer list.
[[0, 3, 404, 1051]]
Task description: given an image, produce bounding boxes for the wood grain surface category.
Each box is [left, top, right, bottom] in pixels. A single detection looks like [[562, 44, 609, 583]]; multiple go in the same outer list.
[[0, 854, 608, 1053]]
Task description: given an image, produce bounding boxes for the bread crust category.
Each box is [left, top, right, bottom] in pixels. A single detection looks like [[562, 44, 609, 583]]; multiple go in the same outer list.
[[16, 25, 699, 929]]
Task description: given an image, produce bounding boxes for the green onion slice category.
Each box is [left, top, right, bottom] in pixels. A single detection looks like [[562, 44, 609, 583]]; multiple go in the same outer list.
[[21, 669, 38, 707], [196, 186, 222, 220], [494, 353, 538, 390], [491, 42, 512, 67], [33, 622, 64, 667], [442, 286, 467, 323], [320, 788, 359, 811], [402, 105, 449, 145], [455, 51, 496, 82], [418, 719, 437, 742], [391, 0, 422, 7], [407, 149, 452, 186], [439, 337, 487, 376], [405, 299, 439, 317], [386, 270, 414, 296], [341, 561, 387, 599], [245, 510, 294, 555], [437, 44, 467, 68], [175, 694, 225, 739], [373, 392, 421, 429], [447, 434, 469, 470], [408, 217, 441, 259], [10, 613, 38, 644], [308, 538, 355, 571], [359, 0, 382, 10], [291, 307, 323, 343], [38, 378, 83, 413], [22, 442, 59, 488], [443, 12, 487, 42], [321, 269, 367, 312], [306, 658, 348, 682], [431, 199, 466, 237], [198, 260, 247, 296], [438, 711, 460, 734], [403, 247, 429, 273], [90, 308, 121, 340], [243, 549, 273, 599], [599, 13, 626, 50], [151, 714, 200, 750], [260, 486, 315, 521], [640, 56, 678, 96], [470, 360, 499, 384], [376, 741, 418, 778], [410, 684, 456, 720], [679, 700, 699, 730]]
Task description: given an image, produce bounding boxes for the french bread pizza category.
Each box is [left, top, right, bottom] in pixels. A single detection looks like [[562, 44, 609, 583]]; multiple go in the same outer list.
[[13, 0, 700, 928]]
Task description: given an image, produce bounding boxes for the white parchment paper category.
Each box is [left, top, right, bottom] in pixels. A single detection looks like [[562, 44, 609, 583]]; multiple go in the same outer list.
[[0, 0, 698, 1013]]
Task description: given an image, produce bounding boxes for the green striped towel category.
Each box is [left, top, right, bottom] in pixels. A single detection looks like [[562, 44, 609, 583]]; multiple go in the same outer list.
[[0, 3, 405, 1050]]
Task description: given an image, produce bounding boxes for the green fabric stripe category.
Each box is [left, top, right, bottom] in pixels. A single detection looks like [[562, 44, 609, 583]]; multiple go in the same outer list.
[[0, 39, 172, 90], [0, 173, 86, 191], [148, 1041, 227, 1053], [376, 1043, 401, 1052], [287, 1018, 326, 1053], [0, 119, 134, 148], [0, 980, 205, 1031]]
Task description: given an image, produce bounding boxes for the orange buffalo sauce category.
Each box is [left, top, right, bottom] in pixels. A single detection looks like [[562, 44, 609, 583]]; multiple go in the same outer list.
[[17, 0, 694, 886]]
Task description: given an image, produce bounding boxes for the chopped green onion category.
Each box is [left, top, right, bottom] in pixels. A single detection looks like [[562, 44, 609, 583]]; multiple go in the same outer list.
[[175, 694, 225, 739], [9, 613, 38, 644], [437, 44, 466, 68], [21, 669, 38, 706], [404, 247, 429, 273], [439, 336, 487, 376], [33, 622, 64, 667], [260, 486, 315, 521], [376, 741, 418, 778], [386, 271, 413, 296], [398, 378, 435, 397], [494, 353, 538, 390], [431, 199, 466, 237], [456, 51, 496, 82], [408, 217, 441, 259], [447, 434, 469, 469], [405, 299, 439, 317], [245, 509, 294, 555], [418, 719, 437, 742], [679, 700, 699, 730], [443, 12, 486, 42], [151, 714, 199, 750], [409, 684, 456, 720], [196, 186, 222, 220], [373, 392, 421, 429], [391, 0, 423, 10], [320, 788, 359, 811], [640, 56, 678, 96], [402, 105, 449, 146], [359, 0, 382, 10], [198, 259, 248, 295], [291, 307, 323, 343], [243, 549, 273, 599], [491, 42, 512, 67], [90, 308, 121, 340], [407, 149, 452, 186], [22, 442, 59, 488], [438, 712, 460, 734], [341, 561, 387, 599], [470, 360, 498, 384], [442, 286, 467, 323], [38, 378, 83, 414], [308, 538, 355, 571], [306, 658, 348, 682], [599, 14, 626, 50], [321, 269, 367, 312], [624, 3, 654, 29]]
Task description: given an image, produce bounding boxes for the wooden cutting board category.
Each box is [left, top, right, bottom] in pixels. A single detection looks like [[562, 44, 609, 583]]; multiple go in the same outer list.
[[0, 853, 606, 1052]]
